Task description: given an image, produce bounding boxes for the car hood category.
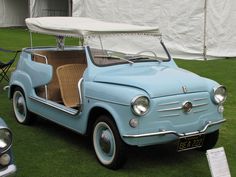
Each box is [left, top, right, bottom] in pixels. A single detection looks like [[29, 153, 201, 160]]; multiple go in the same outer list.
[[94, 65, 207, 98]]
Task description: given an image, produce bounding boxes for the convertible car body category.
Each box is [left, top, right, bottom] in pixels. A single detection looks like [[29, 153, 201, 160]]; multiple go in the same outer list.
[[9, 17, 227, 169]]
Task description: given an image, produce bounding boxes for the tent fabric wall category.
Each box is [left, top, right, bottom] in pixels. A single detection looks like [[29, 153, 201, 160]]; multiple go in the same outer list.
[[206, 0, 236, 58], [30, 0, 69, 17], [0, 0, 70, 27], [0, 0, 28, 27], [73, 0, 236, 59], [29, 0, 47, 17]]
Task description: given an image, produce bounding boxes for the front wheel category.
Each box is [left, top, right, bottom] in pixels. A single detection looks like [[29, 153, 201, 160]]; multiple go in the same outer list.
[[199, 130, 219, 151], [12, 88, 33, 125], [93, 115, 126, 169]]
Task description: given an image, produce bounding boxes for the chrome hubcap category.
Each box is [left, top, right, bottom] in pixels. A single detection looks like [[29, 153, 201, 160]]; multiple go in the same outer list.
[[93, 121, 116, 165], [16, 96, 25, 116], [99, 130, 112, 154], [13, 91, 26, 122]]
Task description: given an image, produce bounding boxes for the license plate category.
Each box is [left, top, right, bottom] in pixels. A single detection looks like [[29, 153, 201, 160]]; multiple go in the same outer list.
[[177, 134, 205, 152]]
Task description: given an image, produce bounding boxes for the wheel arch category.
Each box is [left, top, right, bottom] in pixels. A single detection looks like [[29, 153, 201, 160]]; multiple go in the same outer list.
[[86, 106, 120, 137], [9, 83, 26, 99]]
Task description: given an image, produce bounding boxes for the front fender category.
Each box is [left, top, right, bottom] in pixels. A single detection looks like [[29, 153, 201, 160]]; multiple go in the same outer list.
[[85, 81, 145, 137], [85, 81, 148, 106], [87, 101, 135, 137]]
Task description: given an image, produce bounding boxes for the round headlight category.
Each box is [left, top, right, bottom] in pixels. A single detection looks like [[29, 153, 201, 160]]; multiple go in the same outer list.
[[131, 96, 150, 116], [0, 154, 11, 166], [0, 128, 12, 153], [213, 85, 227, 104]]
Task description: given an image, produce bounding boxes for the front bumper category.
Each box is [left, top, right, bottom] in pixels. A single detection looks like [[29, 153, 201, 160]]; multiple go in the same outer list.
[[123, 119, 226, 138], [0, 164, 17, 177]]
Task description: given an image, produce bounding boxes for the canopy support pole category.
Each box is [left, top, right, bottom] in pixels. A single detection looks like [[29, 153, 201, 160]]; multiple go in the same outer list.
[[30, 32, 33, 49], [203, 0, 207, 60], [68, 0, 72, 16]]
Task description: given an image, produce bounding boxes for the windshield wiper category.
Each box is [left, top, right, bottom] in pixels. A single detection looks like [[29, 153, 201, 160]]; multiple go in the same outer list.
[[125, 50, 162, 63], [94, 54, 134, 64], [126, 55, 162, 63]]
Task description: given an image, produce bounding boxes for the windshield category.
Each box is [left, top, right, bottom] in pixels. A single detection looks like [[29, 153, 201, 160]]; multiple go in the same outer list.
[[87, 34, 171, 66]]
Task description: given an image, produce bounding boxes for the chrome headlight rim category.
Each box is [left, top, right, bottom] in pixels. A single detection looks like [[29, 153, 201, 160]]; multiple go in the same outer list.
[[0, 128, 13, 154], [131, 96, 150, 116], [213, 85, 227, 104]]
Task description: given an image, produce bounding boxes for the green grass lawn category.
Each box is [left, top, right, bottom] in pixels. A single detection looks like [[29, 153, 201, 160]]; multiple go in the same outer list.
[[0, 28, 235, 177]]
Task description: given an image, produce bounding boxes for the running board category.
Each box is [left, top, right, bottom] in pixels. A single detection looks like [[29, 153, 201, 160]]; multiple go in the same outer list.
[[29, 96, 80, 115]]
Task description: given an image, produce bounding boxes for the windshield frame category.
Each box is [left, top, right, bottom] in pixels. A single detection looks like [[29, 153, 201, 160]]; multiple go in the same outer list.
[[87, 39, 172, 67]]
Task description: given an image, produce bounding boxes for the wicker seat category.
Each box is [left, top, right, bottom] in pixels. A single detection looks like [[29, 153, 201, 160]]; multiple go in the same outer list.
[[56, 64, 86, 108], [33, 50, 86, 102]]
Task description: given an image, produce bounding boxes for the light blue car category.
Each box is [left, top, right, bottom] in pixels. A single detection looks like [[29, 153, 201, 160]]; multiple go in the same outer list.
[[0, 118, 16, 176], [9, 17, 227, 169]]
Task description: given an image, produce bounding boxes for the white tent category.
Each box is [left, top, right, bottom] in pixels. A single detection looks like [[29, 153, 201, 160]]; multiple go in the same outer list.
[[29, 0, 70, 18], [0, 0, 71, 27], [72, 0, 236, 59], [0, 0, 28, 27]]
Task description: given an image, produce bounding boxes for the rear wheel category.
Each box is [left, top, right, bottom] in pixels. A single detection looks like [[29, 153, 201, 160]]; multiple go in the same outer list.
[[199, 130, 219, 151], [92, 115, 126, 169], [12, 88, 33, 124]]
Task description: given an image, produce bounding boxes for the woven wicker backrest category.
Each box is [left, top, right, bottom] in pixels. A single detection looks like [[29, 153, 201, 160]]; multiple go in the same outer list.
[[56, 64, 86, 108]]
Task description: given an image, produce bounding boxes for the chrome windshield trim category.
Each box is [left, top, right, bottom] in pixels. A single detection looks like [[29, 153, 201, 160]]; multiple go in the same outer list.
[[29, 96, 79, 115], [123, 119, 226, 138]]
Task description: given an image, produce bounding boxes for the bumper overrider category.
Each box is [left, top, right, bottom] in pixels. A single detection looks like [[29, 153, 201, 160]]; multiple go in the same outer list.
[[0, 164, 16, 177], [123, 119, 226, 138]]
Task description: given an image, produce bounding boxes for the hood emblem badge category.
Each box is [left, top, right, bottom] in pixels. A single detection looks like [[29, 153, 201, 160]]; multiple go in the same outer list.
[[182, 86, 188, 93], [182, 101, 193, 112]]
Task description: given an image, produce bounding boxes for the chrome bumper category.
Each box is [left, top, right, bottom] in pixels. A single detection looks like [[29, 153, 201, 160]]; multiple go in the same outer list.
[[0, 164, 17, 177], [123, 119, 226, 138]]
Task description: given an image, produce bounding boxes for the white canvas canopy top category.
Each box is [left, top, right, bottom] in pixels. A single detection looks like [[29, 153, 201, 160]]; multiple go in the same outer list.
[[25, 17, 161, 38]]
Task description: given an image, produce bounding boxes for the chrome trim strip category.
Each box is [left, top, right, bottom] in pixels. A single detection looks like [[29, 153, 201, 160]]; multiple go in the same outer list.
[[78, 78, 83, 105], [78, 78, 83, 111], [123, 119, 226, 138], [33, 53, 48, 64], [44, 85, 48, 100], [157, 103, 208, 112], [85, 96, 129, 106], [29, 96, 78, 115], [158, 101, 180, 106], [32, 53, 49, 100], [193, 97, 208, 101], [193, 109, 208, 113], [160, 114, 180, 118], [157, 106, 182, 112], [193, 103, 208, 107]]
